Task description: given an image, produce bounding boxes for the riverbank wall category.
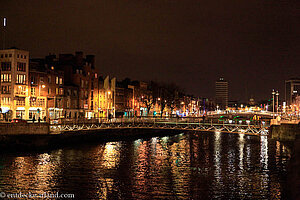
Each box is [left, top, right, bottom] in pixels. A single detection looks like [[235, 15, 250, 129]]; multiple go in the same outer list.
[[270, 123, 300, 141], [0, 128, 184, 151], [270, 122, 300, 199], [285, 135, 300, 200], [0, 123, 49, 135]]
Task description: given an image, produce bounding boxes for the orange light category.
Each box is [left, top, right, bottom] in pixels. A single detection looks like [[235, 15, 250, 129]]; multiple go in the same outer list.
[[42, 85, 46, 88]]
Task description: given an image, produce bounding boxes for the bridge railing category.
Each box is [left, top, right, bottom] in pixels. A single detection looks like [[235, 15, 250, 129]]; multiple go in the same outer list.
[[49, 116, 269, 128]]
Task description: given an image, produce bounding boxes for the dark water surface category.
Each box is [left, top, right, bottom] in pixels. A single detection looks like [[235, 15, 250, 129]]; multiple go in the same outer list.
[[0, 132, 291, 199]]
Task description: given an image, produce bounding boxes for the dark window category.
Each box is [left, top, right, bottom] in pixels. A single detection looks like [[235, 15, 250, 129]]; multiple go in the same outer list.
[[1, 85, 11, 94], [31, 76, 37, 85], [1, 62, 11, 71], [17, 62, 26, 72]]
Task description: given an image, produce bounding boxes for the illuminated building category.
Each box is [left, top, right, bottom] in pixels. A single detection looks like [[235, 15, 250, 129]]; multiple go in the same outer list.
[[30, 57, 65, 120], [215, 77, 228, 110], [58, 52, 98, 118], [0, 48, 29, 119], [285, 78, 300, 106]]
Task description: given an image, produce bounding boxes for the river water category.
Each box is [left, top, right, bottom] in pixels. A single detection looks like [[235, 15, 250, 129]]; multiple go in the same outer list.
[[0, 131, 291, 199]]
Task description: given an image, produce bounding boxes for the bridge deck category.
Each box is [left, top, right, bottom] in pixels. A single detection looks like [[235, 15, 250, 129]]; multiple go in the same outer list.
[[50, 120, 269, 136]]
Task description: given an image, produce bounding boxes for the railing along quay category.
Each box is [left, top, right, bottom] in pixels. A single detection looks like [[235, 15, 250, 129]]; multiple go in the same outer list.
[[50, 118, 269, 136]]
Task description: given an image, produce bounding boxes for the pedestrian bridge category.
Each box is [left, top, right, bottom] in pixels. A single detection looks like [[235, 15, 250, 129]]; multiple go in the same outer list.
[[50, 118, 269, 136]]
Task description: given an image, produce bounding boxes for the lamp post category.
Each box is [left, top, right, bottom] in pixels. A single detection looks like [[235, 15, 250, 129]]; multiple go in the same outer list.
[[38, 84, 46, 120], [113, 88, 115, 118], [272, 89, 276, 119], [107, 90, 111, 119], [39, 84, 45, 96], [276, 91, 279, 115]]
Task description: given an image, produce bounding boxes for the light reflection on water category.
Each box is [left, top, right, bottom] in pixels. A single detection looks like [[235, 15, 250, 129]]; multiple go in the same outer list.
[[0, 132, 291, 199]]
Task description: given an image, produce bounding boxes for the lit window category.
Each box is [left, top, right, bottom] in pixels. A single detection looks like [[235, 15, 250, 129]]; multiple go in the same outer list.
[[31, 87, 36, 96], [16, 99, 25, 106], [1, 97, 11, 105], [1, 74, 11, 83], [37, 98, 45, 107], [16, 74, 26, 84], [16, 86, 26, 95]]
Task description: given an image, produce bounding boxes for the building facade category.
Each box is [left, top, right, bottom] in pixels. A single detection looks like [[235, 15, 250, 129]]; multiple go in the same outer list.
[[285, 78, 300, 106], [215, 77, 228, 109], [0, 48, 29, 120]]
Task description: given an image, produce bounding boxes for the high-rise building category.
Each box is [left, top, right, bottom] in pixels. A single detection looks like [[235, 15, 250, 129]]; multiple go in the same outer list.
[[0, 48, 29, 119], [215, 77, 228, 109], [285, 78, 300, 106]]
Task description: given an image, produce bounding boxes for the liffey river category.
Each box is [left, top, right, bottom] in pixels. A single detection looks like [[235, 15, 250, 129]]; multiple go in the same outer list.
[[0, 131, 291, 199]]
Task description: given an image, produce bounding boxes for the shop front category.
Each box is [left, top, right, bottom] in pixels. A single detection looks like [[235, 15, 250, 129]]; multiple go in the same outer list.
[[48, 108, 63, 119], [16, 107, 25, 119], [29, 107, 46, 120]]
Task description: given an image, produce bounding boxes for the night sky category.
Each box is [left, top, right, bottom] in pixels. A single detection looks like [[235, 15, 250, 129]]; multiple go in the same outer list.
[[1, 0, 299, 101]]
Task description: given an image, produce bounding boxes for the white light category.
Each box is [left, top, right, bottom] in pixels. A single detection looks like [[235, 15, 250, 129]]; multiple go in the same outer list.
[[3, 18, 6, 27]]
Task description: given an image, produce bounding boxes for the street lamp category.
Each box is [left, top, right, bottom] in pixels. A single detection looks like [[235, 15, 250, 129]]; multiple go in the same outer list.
[[276, 91, 279, 115], [107, 90, 111, 118], [39, 84, 45, 96], [38, 84, 46, 120], [272, 89, 276, 119]]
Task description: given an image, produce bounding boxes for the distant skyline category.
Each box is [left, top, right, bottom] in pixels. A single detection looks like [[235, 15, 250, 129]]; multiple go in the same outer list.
[[1, 0, 299, 101]]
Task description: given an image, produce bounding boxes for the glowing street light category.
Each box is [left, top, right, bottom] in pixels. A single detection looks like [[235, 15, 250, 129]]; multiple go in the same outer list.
[[276, 91, 279, 115], [272, 89, 276, 119]]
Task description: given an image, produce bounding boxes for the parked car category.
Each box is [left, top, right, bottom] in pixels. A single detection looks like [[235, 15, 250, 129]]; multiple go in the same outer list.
[[11, 119, 28, 123]]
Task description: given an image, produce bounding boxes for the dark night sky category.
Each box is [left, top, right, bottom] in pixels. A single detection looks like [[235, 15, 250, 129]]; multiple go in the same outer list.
[[1, 0, 299, 101]]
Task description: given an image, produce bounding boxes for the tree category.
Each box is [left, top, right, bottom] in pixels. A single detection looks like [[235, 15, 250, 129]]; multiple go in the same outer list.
[[141, 95, 154, 116], [154, 82, 184, 117]]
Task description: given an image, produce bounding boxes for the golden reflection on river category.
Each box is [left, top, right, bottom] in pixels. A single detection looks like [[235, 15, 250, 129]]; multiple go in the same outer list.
[[0, 131, 292, 199]]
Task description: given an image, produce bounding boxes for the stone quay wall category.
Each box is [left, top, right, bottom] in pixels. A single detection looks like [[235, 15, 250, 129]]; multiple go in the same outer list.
[[0, 123, 50, 135]]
